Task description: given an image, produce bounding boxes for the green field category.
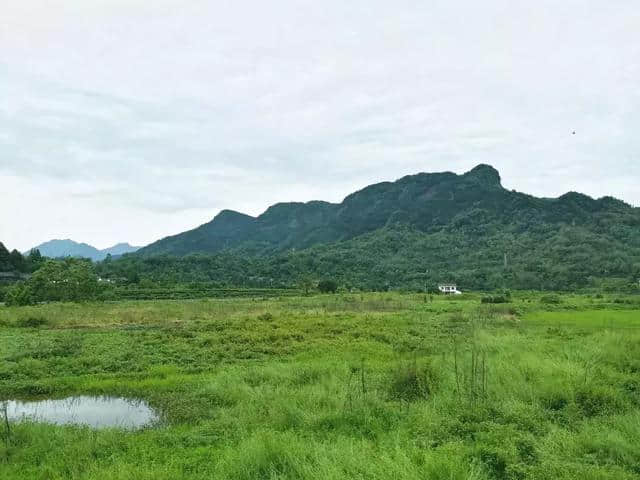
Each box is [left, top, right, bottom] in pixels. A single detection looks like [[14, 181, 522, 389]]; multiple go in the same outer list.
[[1, 293, 639, 479]]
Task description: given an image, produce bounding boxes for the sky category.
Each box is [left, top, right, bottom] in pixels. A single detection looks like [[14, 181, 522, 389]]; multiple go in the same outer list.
[[1, 0, 639, 251]]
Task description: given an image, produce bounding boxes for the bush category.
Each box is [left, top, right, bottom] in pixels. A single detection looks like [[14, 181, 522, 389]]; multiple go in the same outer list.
[[481, 295, 509, 304], [388, 360, 439, 401], [4, 282, 34, 306], [574, 384, 626, 417], [317, 279, 338, 294], [540, 294, 562, 304], [16, 316, 49, 328]]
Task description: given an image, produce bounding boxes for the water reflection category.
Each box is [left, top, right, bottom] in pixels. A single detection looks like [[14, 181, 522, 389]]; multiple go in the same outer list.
[[2, 396, 158, 429]]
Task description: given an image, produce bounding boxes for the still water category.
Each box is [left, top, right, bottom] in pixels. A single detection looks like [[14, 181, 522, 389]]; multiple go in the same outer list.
[[2, 396, 159, 429]]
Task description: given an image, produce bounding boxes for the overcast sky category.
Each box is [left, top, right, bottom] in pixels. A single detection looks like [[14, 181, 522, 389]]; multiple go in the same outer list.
[[1, 0, 639, 251]]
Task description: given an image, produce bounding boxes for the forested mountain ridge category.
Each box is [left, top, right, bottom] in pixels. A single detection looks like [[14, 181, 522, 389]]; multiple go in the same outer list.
[[138, 164, 639, 257], [103, 165, 640, 291]]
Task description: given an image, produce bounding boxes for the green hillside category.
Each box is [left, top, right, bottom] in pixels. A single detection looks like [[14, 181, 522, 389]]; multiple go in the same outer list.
[[137, 165, 510, 255], [100, 165, 640, 291], [139, 165, 640, 257]]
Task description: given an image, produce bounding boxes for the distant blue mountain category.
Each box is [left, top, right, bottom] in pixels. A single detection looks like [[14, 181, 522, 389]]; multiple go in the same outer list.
[[27, 239, 140, 261]]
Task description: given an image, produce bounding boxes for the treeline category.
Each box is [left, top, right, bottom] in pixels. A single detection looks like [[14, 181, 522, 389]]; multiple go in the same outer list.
[[2, 258, 100, 306], [0, 242, 44, 274], [0, 257, 304, 305], [2, 217, 640, 306]]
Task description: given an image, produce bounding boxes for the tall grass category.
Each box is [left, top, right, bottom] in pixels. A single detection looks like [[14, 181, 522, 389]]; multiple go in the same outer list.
[[0, 292, 639, 478]]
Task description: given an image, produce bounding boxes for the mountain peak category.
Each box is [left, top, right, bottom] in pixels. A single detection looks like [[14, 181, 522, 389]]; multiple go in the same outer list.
[[212, 209, 255, 223], [28, 239, 139, 260], [464, 164, 501, 187], [216, 209, 252, 218]]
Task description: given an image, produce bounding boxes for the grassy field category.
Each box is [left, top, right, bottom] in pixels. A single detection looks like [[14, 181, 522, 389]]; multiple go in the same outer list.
[[0, 292, 639, 479]]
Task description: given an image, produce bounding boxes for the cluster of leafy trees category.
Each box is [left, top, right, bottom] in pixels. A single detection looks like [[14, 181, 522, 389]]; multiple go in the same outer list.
[[317, 279, 338, 293], [3, 258, 99, 306], [0, 242, 44, 274], [92, 221, 640, 293]]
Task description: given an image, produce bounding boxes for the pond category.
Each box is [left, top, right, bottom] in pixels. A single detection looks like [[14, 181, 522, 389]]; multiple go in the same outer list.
[[2, 396, 159, 429]]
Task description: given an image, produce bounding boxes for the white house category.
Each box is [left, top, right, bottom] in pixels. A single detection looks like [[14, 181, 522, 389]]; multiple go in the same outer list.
[[439, 284, 462, 295]]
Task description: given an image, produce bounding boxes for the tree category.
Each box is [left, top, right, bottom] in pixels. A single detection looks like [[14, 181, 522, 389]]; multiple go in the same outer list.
[[0, 242, 11, 271], [318, 279, 338, 294], [298, 275, 315, 295], [29, 258, 99, 302], [25, 249, 44, 272], [9, 250, 26, 272]]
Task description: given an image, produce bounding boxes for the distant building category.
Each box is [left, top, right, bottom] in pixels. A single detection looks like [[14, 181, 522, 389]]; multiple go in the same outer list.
[[439, 284, 462, 295]]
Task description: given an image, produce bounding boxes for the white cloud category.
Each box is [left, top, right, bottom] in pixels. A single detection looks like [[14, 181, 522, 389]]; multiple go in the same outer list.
[[0, 0, 638, 250]]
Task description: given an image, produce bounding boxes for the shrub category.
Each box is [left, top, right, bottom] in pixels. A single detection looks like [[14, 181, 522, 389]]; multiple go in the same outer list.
[[540, 294, 562, 304], [4, 282, 34, 306]]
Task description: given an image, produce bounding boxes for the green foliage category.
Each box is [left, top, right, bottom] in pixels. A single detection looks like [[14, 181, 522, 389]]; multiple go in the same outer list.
[[317, 279, 338, 293], [5, 258, 100, 304], [0, 241, 11, 271], [298, 275, 315, 295], [388, 359, 439, 401], [15, 315, 49, 328], [540, 295, 562, 304], [481, 295, 510, 304], [0, 244, 44, 276], [4, 282, 34, 306], [257, 312, 274, 322]]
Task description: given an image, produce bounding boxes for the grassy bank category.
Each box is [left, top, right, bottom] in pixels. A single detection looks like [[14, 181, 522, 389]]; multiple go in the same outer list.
[[1, 293, 639, 479]]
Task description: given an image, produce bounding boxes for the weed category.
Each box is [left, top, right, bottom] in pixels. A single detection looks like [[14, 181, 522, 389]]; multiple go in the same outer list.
[[257, 312, 274, 322]]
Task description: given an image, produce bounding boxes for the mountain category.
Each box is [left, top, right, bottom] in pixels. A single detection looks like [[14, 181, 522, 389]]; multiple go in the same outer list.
[[28, 240, 140, 261], [118, 164, 640, 291], [138, 164, 639, 257], [102, 243, 141, 257]]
